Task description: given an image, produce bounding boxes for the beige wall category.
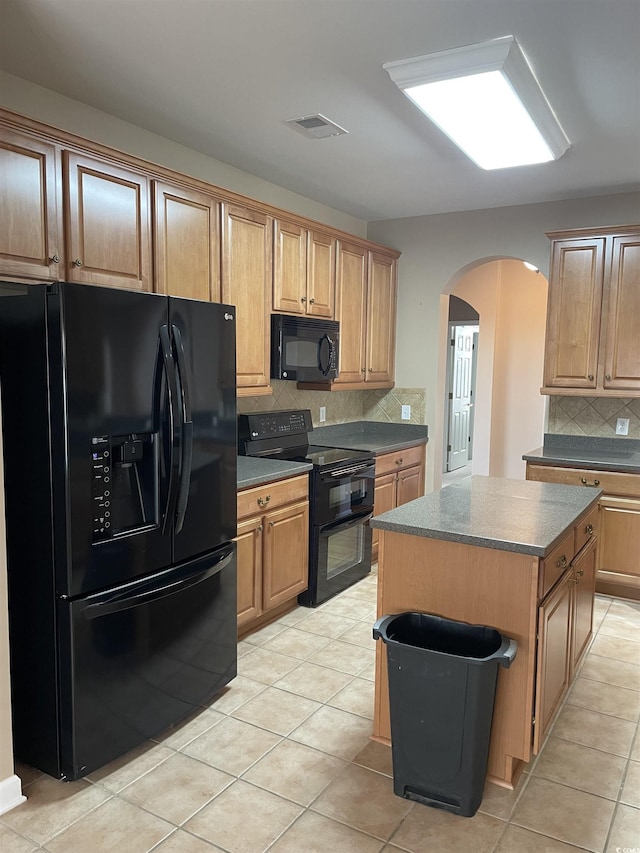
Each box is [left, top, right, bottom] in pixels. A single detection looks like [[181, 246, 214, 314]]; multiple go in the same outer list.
[[0, 71, 367, 238], [367, 192, 640, 491]]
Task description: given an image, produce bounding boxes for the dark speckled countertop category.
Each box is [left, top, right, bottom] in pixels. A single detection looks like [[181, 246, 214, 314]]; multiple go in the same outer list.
[[311, 421, 428, 454], [370, 475, 601, 557], [237, 457, 312, 489], [523, 434, 640, 474]]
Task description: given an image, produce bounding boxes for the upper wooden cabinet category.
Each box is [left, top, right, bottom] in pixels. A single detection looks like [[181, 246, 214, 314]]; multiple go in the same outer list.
[[333, 242, 397, 389], [0, 128, 63, 281], [272, 219, 335, 318], [221, 203, 272, 395], [64, 152, 151, 291], [154, 181, 220, 301], [542, 226, 640, 396]]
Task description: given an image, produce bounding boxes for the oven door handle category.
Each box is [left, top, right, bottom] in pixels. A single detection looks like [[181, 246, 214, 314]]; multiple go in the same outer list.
[[320, 510, 373, 535], [326, 463, 375, 478]]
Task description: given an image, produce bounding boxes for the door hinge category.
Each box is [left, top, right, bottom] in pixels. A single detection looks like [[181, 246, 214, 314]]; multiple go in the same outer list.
[[448, 392, 453, 400], [450, 338, 455, 346], [447, 445, 451, 452]]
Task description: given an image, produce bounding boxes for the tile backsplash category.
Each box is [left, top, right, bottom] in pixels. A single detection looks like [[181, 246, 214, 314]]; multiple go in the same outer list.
[[547, 396, 640, 439], [237, 382, 426, 428]]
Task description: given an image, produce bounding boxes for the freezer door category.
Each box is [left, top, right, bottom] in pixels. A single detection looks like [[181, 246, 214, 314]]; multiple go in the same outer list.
[[56, 544, 237, 780], [51, 284, 174, 596], [169, 297, 237, 563]]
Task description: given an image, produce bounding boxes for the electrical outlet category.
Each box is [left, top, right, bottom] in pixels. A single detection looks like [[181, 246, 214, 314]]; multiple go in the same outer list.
[[319, 406, 326, 423], [616, 417, 630, 435], [401, 405, 411, 421]]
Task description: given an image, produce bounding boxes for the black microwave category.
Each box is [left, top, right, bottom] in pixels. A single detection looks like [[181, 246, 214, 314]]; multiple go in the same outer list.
[[271, 314, 339, 382]]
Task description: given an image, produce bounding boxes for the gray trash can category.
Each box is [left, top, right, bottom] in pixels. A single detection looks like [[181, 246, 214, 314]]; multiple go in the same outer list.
[[373, 611, 517, 817]]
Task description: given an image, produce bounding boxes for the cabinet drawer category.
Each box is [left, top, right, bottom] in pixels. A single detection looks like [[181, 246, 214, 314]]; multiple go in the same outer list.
[[574, 505, 599, 554], [540, 530, 575, 600], [375, 444, 424, 476], [237, 474, 309, 520], [526, 463, 640, 499]]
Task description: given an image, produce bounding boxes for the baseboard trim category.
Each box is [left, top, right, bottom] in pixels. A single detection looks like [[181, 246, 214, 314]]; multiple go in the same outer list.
[[0, 774, 26, 816]]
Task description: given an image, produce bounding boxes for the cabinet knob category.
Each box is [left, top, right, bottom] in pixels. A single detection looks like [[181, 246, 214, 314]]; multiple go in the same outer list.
[[73, 258, 83, 267], [257, 494, 271, 507], [555, 555, 568, 569], [257, 525, 263, 533], [361, 368, 366, 374], [585, 523, 594, 535], [309, 298, 315, 304], [51, 254, 60, 264], [301, 297, 307, 303], [576, 568, 584, 577], [588, 374, 594, 381], [580, 478, 600, 487], [395, 458, 403, 465], [269, 520, 274, 528], [368, 367, 373, 372], [605, 374, 611, 381]]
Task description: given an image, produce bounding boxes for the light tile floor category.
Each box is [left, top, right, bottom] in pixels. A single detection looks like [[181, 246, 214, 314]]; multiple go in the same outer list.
[[2, 571, 639, 852]]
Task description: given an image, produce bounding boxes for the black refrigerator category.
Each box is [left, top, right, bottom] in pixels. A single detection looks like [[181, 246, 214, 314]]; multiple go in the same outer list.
[[0, 281, 238, 781]]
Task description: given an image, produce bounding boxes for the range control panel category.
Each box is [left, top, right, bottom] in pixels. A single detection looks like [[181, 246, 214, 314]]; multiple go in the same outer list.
[[91, 436, 112, 542], [239, 409, 312, 441]]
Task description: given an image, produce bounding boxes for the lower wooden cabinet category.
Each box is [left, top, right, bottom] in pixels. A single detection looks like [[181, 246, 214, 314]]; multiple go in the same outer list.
[[526, 462, 640, 600], [533, 514, 598, 751], [236, 475, 309, 632], [371, 444, 425, 561]]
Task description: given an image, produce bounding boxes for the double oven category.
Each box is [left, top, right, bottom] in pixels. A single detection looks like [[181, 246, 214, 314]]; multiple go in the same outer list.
[[238, 410, 374, 606]]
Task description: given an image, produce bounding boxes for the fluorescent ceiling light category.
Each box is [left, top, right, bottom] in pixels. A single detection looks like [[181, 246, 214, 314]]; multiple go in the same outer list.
[[384, 36, 570, 170]]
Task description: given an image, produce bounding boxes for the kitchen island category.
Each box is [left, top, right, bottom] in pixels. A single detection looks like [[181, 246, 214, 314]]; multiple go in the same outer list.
[[370, 476, 601, 789]]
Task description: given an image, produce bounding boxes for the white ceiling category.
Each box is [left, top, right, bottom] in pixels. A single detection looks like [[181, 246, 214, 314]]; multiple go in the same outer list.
[[1, 0, 639, 222]]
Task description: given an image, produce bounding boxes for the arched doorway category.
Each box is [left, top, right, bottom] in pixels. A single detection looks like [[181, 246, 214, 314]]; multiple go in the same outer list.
[[437, 258, 549, 488]]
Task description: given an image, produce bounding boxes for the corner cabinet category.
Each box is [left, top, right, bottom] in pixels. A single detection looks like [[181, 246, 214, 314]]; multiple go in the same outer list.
[[236, 475, 309, 634], [0, 127, 63, 281], [542, 225, 640, 396], [327, 243, 398, 390], [221, 203, 272, 396], [371, 444, 425, 561], [272, 219, 335, 318]]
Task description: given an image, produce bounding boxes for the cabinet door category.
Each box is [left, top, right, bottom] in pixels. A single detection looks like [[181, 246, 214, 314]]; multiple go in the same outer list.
[[543, 238, 605, 389], [273, 219, 306, 315], [533, 570, 573, 752], [154, 182, 220, 301], [334, 241, 367, 384], [572, 537, 597, 672], [603, 235, 640, 391], [366, 252, 397, 383], [0, 129, 62, 280], [64, 152, 151, 290], [262, 500, 309, 610], [371, 472, 397, 558], [396, 464, 424, 507], [598, 496, 640, 598], [236, 516, 263, 627], [307, 230, 335, 318], [221, 204, 271, 393]]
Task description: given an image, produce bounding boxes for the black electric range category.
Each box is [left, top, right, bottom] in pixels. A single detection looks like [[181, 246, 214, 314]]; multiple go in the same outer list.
[[238, 410, 375, 606]]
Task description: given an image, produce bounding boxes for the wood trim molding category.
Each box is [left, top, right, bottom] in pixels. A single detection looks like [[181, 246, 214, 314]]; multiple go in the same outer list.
[[546, 225, 640, 241]]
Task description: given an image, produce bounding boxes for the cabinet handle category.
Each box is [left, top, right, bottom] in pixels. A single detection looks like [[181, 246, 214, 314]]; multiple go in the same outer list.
[[361, 368, 366, 374], [576, 568, 584, 577], [580, 478, 600, 487], [301, 297, 307, 303], [395, 458, 403, 465], [269, 521, 274, 528], [309, 298, 315, 304], [257, 495, 271, 506], [51, 254, 60, 264], [368, 367, 373, 372], [588, 374, 594, 381], [605, 374, 611, 381], [257, 525, 263, 533], [73, 258, 83, 267], [555, 555, 568, 569], [585, 523, 594, 535]]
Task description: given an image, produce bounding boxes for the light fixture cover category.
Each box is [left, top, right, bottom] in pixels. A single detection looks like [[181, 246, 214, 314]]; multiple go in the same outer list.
[[383, 36, 570, 170]]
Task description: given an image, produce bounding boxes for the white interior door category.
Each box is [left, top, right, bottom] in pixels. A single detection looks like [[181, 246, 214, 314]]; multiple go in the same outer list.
[[447, 325, 475, 471]]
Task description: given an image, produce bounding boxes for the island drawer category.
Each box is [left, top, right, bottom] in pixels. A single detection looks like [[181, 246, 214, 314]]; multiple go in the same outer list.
[[540, 530, 575, 599], [375, 444, 424, 476], [237, 474, 309, 520], [526, 463, 640, 499]]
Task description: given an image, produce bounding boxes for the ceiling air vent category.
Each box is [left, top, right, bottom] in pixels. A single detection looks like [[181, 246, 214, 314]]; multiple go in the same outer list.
[[286, 114, 348, 139]]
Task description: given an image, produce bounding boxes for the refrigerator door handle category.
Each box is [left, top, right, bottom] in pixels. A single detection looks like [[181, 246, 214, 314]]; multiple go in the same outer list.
[[159, 324, 181, 534], [80, 547, 234, 620], [172, 324, 193, 535]]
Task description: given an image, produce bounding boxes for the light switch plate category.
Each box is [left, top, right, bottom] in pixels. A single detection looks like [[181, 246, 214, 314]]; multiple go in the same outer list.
[[319, 406, 326, 423], [616, 417, 630, 435], [401, 405, 411, 420]]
